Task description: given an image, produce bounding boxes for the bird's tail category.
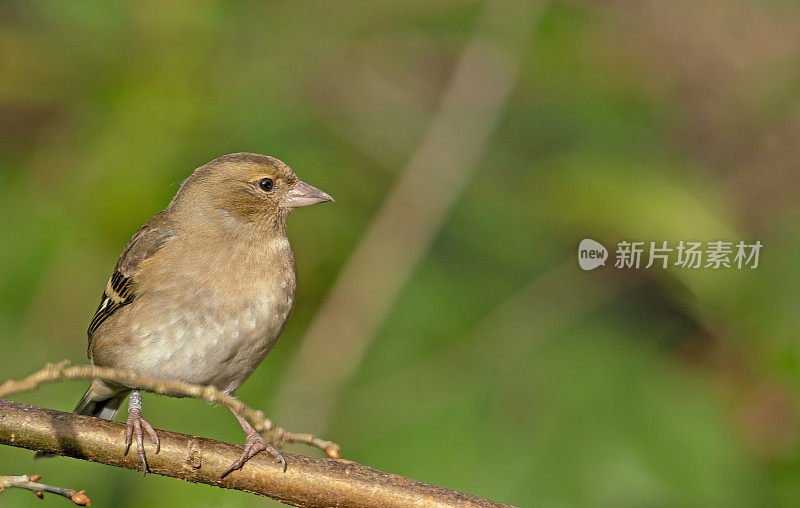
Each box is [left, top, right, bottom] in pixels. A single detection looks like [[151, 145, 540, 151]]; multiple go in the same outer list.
[[71, 385, 128, 420], [33, 380, 128, 460]]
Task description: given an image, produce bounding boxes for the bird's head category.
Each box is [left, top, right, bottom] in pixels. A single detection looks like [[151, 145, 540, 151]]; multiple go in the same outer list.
[[169, 152, 333, 234]]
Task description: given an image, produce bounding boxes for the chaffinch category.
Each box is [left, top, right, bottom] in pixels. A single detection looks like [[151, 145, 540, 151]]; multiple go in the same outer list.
[[38, 153, 333, 476]]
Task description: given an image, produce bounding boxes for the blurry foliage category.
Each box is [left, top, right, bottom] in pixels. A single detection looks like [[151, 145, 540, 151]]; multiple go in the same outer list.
[[1, 1, 800, 507]]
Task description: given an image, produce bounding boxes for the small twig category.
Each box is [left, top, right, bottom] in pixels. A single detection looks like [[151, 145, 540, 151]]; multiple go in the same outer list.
[[0, 474, 90, 505], [0, 361, 338, 457]]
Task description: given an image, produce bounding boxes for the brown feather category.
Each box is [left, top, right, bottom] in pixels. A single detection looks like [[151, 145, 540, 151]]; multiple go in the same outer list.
[[87, 211, 175, 348]]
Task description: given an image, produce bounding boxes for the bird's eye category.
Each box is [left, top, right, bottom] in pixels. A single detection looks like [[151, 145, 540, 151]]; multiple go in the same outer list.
[[257, 178, 274, 192]]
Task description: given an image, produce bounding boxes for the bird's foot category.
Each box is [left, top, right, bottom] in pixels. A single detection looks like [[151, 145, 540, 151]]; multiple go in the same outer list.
[[221, 429, 285, 478], [124, 408, 160, 475]]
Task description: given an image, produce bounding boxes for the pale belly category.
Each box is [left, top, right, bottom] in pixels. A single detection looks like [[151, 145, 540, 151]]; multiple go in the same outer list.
[[92, 291, 294, 394]]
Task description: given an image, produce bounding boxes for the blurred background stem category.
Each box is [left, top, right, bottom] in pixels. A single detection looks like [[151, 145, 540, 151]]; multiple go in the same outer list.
[[272, 0, 547, 436]]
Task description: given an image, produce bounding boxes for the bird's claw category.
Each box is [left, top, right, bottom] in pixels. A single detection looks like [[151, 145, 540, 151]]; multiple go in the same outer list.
[[221, 431, 285, 478], [124, 408, 160, 475]]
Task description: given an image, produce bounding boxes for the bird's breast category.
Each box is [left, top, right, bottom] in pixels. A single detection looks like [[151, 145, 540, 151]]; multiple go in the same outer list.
[[95, 235, 298, 393]]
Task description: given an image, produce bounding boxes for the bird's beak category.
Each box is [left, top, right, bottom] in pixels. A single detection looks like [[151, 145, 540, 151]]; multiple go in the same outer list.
[[284, 180, 334, 208]]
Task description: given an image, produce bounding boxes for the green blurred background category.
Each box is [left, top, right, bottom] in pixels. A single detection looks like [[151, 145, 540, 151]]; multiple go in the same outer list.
[[2, 1, 800, 506]]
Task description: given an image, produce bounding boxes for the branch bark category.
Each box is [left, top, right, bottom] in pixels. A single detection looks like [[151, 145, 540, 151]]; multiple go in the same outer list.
[[0, 400, 512, 508]]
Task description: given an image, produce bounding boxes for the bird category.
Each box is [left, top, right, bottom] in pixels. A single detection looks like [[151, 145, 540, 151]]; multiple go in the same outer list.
[[35, 152, 333, 476]]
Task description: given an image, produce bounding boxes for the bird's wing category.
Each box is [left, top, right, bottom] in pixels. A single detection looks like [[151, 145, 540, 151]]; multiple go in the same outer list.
[[88, 211, 175, 346]]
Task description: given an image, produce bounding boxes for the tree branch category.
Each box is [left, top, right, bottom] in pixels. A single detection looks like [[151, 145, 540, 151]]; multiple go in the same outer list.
[[0, 361, 339, 457], [0, 400, 511, 508]]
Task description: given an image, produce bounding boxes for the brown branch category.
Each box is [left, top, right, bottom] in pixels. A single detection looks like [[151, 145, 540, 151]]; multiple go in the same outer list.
[[0, 400, 511, 508], [0, 361, 339, 458], [0, 473, 90, 505]]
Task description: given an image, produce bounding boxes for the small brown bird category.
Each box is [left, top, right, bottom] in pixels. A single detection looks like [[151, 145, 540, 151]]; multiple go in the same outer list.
[[37, 153, 333, 476]]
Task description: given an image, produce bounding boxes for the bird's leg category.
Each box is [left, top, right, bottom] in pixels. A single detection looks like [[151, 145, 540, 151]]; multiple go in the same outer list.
[[123, 390, 160, 475], [221, 408, 286, 478]]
